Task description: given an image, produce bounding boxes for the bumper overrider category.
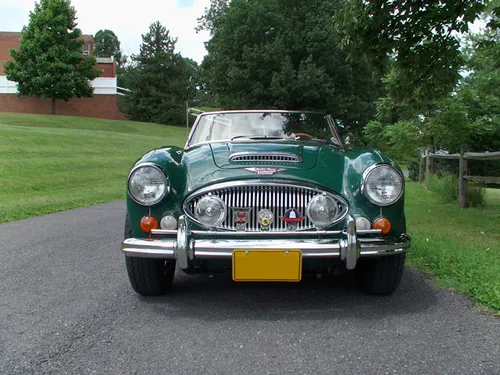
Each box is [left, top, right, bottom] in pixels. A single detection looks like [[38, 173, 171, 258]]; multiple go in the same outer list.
[[121, 215, 411, 270]]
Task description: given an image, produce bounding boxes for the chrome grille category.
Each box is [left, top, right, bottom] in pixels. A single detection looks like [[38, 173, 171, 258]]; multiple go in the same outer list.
[[229, 153, 300, 164], [184, 181, 348, 231]]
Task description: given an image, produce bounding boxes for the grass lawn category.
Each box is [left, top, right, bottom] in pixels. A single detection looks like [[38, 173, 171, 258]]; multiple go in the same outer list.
[[405, 181, 500, 313], [0, 113, 186, 223]]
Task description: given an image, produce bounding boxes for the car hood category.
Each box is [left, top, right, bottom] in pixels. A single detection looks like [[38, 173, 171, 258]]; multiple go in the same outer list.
[[143, 142, 392, 201], [209, 140, 321, 170]]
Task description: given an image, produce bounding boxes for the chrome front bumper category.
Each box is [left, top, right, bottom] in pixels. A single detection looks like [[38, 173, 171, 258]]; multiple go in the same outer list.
[[121, 215, 411, 270]]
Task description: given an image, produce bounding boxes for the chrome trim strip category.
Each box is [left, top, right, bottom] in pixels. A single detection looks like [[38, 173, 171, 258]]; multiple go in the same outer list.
[[358, 229, 383, 234], [198, 109, 325, 115], [122, 238, 175, 259], [194, 239, 340, 251], [151, 229, 343, 236], [360, 163, 405, 207], [150, 228, 381, 236], [229, 152, 301, 163], [151, 229, 178, 235]]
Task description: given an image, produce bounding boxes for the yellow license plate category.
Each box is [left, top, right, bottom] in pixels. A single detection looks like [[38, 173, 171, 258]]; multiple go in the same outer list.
[[232, 249, 302, 282]]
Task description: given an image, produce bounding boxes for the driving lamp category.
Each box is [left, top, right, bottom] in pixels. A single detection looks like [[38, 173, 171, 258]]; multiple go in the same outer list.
[[306, 193, 338, 227], [195, 194, 227, 228]]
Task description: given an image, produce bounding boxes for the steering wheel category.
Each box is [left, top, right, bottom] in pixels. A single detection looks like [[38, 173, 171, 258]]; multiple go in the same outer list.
[[294, 133, 314, 139]]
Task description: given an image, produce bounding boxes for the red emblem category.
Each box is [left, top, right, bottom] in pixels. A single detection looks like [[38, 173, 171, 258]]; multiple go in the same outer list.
[[236, 212, 247, 224], [233, 208, 251, 225]]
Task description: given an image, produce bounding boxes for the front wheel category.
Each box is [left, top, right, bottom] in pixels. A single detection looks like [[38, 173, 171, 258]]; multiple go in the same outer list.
[[125, 257, 176, 296], [124, 214, 176, 296], [355, 253, 406, 295]]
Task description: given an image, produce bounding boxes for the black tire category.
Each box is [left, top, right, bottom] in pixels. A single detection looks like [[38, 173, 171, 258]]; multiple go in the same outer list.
[[355, 253, 406, 295], [124, 214, 176, 296]]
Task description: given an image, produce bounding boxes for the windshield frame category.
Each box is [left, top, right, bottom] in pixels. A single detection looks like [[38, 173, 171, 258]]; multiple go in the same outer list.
[[185, 110, 344, 149]]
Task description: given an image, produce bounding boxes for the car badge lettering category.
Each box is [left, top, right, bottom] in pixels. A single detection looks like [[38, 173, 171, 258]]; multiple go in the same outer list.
[[245, 167, 286, 176]]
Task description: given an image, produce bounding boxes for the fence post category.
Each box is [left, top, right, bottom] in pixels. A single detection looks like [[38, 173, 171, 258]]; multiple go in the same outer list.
[[425, 145, 433, 186], [418, 154, 426, 183], [459, 144, 469, 208]]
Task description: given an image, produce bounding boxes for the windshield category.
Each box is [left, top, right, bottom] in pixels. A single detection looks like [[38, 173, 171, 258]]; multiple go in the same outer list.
[[188, 111, 341, 146]]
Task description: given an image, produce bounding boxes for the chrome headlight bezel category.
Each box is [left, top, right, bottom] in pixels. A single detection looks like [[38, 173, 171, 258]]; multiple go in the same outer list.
[[127, 163, 170, 206], [361, 164, 404, 207]]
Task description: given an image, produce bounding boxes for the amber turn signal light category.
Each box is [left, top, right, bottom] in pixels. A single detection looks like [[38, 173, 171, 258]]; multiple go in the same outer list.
[[374, 217, 391, 235], [140, 216, 159, 233]]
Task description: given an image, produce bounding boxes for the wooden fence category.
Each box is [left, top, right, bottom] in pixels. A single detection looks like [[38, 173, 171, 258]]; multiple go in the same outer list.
[[419, 144, 500, 208]]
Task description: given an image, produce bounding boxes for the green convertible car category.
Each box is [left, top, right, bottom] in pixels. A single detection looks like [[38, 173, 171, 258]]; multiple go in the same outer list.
[[121, 109, 411, 296]]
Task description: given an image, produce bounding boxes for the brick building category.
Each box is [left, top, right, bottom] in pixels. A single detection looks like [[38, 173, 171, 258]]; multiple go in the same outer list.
[[0, 31, 125, 120]]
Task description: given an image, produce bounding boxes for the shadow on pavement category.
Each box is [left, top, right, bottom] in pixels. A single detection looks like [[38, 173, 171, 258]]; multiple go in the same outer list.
[[138, 267, 438, 321]]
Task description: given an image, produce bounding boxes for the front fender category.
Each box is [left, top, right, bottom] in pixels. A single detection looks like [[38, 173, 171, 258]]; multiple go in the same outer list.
[[126, 146, 187, 237]]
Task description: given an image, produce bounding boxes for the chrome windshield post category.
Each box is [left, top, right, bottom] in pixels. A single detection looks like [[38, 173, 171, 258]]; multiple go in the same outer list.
[[325, 114, 345, 150]]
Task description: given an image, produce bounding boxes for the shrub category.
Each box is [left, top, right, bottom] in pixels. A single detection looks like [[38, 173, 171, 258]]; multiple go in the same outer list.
[[468, 183, 487, 208], [407, 158, 420, 182], [427, 173, 458, 203], [427, 173, 486, 208]]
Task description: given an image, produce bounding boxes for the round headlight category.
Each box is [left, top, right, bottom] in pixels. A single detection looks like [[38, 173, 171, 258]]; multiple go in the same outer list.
[[195, 194, 226, 228], [128, 164, 169, 206], [306, 193, 339, 227], [362, 164, 403, 206]]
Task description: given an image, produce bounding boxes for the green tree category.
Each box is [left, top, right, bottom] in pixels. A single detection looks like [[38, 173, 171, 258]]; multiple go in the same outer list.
[[4, 0, 101, 115], [93, 29, 123, 66], [198, 0, 381, 133], [119, 21, 198, 125], [195, 0, 229, 35], [461, 12, 500, 153], [363, 17, 500, 161], [333, 0, 497, 108]]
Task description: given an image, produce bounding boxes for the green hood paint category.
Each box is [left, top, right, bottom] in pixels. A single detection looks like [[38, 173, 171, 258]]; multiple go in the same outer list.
[[126, 141, 406, 237], [210, 141, 320, 170]]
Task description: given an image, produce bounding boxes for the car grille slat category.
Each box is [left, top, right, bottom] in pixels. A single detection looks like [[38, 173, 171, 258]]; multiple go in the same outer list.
[[185, 181, 349, 232], [229, 153, 300, 164]]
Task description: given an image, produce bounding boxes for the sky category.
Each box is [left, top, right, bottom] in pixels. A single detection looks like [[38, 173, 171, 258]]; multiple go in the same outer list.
[[0, 0, 212, 64]]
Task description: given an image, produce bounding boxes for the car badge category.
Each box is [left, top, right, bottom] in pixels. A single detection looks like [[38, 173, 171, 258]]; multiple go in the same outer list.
[[281, 208, 304, 230], [281, 208, 305, 223], [233, 208, 252, 230], [244, 167, 286, 176], [257, 209, 274, 230]]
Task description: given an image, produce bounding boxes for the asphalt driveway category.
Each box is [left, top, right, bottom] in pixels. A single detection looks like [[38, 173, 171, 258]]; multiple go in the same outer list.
[[0, 201, 499, 374]]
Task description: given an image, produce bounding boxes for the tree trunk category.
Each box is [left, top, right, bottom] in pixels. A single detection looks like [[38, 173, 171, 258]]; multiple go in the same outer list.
[[51, 98, 56, 115]]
